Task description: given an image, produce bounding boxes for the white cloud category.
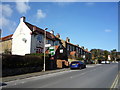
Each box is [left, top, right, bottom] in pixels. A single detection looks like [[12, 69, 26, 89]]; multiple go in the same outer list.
[[0, 4, 13, 17], [104, 29, 112, 32], [15, 1, 30, 14], [0, 16, 10, 27], [0, 16, 17, 33], [36, 9, 46, 19], [0, 4, 17, 33]]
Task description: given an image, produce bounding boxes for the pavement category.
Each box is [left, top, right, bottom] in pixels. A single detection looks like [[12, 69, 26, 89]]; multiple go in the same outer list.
[[2, 64, 99, 83], [2, 68, 69, 82]]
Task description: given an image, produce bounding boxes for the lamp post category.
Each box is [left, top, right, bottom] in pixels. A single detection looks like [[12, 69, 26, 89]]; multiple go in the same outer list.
[[44, 28, 48, 72]]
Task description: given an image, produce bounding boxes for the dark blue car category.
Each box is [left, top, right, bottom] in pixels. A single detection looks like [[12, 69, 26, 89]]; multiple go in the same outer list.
[[70, 61, 86, 70]]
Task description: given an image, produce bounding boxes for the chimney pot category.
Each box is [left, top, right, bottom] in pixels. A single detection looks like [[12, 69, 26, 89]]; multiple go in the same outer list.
[[66, 37, 70, 42], [50, 30, 54, 35], [86, 48, 88, 51], [20, 16, 26, 22], [56, 33, 60, 38], [33, 26, 36, 32], [81, 46, 84, 49], [76, 44, 79, 46]]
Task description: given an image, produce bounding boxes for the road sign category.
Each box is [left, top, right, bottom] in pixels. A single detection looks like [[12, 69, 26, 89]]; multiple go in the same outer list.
[[60, 49, 63, 53], [45, 44, 51, 47], [49, 46, 55, 56]]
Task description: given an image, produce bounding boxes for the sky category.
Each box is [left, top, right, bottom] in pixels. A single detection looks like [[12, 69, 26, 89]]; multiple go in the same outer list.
[[0, 1, 118, 51]]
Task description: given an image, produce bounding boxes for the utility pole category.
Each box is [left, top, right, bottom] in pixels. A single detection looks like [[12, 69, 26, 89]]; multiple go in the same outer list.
[[43, 28, 48, 72]]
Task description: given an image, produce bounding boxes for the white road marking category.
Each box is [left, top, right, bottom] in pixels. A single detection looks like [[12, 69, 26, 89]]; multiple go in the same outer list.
[[110, 74, 118, 89]]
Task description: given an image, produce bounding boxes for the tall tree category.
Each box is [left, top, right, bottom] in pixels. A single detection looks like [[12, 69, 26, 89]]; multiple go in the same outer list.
[[104, 50, 109, 61], [111, 49, 117, 61]]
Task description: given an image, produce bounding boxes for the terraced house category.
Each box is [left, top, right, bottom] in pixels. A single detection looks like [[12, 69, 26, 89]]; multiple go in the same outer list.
[[55, 34, 91, 62], [1, 16, 91, 65]]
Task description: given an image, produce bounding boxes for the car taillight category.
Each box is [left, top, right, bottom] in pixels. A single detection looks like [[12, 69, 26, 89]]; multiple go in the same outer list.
[[77, 63, 80, 64]]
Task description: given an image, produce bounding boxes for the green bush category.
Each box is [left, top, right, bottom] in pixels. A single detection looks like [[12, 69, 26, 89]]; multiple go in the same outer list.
[[2, 54, 52, 77], [2, 54, 51, 69]]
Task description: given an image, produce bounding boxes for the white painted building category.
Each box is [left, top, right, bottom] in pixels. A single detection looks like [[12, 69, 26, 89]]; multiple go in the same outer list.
[[12, 17, 60, 55]]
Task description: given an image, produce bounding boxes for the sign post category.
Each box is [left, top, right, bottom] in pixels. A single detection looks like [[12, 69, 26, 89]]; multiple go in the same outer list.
[[49, 46, 55, 56], [45, 44, 51, 47]]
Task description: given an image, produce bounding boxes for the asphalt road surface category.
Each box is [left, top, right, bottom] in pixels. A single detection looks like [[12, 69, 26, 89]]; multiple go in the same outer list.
[[2, 63, 119, 88]]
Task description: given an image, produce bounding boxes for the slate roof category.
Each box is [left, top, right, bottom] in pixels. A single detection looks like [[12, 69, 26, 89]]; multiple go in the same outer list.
[[25, 22, 56, 41]]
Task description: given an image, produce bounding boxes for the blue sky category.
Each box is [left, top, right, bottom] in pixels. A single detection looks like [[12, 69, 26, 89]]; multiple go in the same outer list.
[[0, 2, 118, 51]]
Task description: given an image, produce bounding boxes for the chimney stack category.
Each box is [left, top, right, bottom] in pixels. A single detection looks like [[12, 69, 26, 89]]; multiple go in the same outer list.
[[56, 33, 60, 38], [81, 46, 84, 49], [86, 48, 88, 51], [66, 37, 70, 42], [33, 26, 36, 32], [20, 16, 26, 22], [76, 44, 79, 46], [50, 30, 54, 35]]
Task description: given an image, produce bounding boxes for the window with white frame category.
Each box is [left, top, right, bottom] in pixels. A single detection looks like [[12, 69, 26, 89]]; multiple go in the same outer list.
[[37, 34, 43, 42], [50, 40, 54, 46], [36, 48, 43, 53], [76, 47, 78, 52]]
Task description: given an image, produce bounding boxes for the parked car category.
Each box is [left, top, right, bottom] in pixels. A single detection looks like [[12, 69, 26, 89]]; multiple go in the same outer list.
[[106, 61, 110, 64], [70, 61, 86, 70], [101, 61, 106, 64], [101, 61, 110, 64]]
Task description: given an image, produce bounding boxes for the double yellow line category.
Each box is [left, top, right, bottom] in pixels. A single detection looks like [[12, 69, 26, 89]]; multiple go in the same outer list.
[[110, 72, 120, 89]]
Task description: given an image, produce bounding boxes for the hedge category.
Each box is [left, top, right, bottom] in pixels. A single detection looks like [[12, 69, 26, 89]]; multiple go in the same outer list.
[[2, 54, 52, 77]]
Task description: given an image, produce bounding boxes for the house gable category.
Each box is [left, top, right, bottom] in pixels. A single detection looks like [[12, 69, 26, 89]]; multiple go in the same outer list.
[[12, 17, 32, 55]]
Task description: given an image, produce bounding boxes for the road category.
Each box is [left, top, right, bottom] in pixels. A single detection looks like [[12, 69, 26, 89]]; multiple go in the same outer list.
[[2, 63, 119, 88]]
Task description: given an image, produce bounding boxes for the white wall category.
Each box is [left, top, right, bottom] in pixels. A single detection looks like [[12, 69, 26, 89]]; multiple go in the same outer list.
[[12, 22, 32, 56]]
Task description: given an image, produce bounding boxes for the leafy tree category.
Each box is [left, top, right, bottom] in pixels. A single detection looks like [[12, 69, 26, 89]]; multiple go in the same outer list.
[[103, 50, 109, 61], [111, 49, 117, 61], [4, 48, 11, 54]]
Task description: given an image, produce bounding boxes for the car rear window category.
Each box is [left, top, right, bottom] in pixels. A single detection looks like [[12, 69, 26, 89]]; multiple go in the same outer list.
[[71, 62, 78, 64], [71, 61, 83, 64]]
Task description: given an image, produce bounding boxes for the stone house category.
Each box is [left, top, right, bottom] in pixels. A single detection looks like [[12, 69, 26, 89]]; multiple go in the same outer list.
[[0, 34, 13, 54]]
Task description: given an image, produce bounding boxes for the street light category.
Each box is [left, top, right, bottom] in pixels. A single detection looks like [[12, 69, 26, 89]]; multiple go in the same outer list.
[[43, 28, 48, 72]]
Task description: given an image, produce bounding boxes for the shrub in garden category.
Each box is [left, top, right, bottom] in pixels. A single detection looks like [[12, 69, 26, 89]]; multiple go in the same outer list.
[[2, 53, 50, 77]]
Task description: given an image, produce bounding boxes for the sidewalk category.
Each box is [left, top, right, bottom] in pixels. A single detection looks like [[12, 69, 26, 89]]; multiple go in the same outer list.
[[2, 68, 70, 82], [2, 64, 101, 83]]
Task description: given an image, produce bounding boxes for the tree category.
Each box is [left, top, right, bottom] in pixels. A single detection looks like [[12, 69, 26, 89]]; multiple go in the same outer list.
[[111, 49, 117, 61], [90, 49, 110, 63], [4, 48, 11, 54], [103, 50, 109, 61]]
